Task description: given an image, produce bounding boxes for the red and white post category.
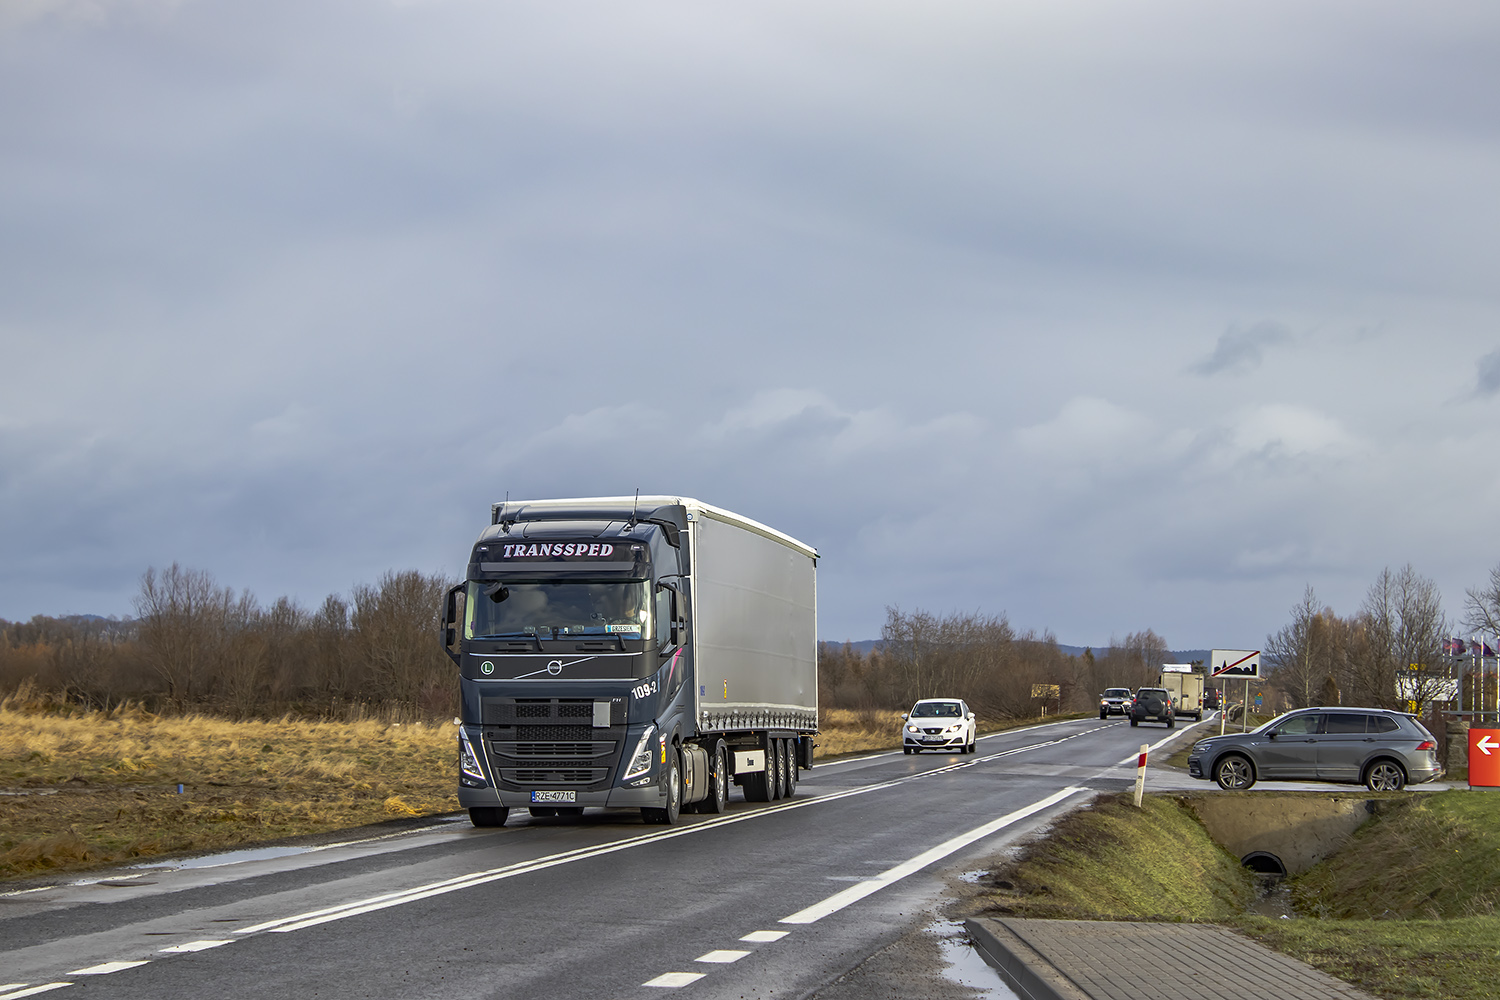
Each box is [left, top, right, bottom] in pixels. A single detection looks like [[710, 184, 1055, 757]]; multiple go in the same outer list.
[[1133, 744, 1148, 807]]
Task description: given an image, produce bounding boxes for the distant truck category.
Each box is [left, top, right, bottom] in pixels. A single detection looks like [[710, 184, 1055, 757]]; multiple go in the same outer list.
[[440, 496, 818, 827], [1159, 665, 1204, 721]]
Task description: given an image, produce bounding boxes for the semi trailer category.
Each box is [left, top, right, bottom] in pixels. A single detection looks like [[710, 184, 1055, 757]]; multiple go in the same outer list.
[[440, 496, 818, 827]]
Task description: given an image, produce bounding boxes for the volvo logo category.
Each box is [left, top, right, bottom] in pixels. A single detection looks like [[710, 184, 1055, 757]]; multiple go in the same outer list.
[[546, 660, 563, 675], [480, 661, 495, 676]]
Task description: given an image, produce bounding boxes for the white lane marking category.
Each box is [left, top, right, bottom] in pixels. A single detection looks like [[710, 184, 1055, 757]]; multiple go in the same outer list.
[[0, 987, 72, 999], [0, 989, 22, 993], [1114, 722, 1211, 766], [695, 950, 749, 963], [739, 930, 788, 943], [779, 786, 1086, 925], [644, 972, 705, 987], [233, 741, 1070, 936], [67, 962, 148, 975], [158, 940, 233, 954]]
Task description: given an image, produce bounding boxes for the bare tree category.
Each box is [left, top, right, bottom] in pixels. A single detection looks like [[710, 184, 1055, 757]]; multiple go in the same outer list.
[[1466, 562, 1500, 636], [1355, 565, 1449, 709]]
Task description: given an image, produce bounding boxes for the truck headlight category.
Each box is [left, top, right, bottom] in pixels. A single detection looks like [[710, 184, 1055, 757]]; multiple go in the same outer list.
[[623, 724, 658, 781], [459, 732, 487, 787]]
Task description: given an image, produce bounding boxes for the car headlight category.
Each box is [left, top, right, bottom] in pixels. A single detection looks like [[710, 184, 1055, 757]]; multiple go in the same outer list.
[[906, 725, 920, 733], [622, 724, 658, 781]]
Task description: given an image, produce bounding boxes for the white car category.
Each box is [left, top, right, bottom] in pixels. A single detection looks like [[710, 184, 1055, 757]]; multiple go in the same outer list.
[[902, 698, 978, 754]]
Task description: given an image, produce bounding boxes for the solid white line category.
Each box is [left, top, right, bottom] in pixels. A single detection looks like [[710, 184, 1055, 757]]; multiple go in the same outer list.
[[778, 786, 1086, 925], [234, 741, 1068, 936], [0, 986, 72, 999], [158, 941, 233, 954], [67, 962, 148, 975], [643, 972, 705, 987], [739, 930, 787, 943], [1115, 721, 1213, 766], [695, 950, 749, 963]]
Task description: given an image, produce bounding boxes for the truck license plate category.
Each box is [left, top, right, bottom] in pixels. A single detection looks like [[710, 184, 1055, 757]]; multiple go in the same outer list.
[[530, 790, 576, 803]]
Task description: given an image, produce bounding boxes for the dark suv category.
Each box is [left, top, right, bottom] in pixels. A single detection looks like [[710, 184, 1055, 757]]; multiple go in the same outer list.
[[1130, 688, 1175, 728], [1187, 707, 1442, 791]]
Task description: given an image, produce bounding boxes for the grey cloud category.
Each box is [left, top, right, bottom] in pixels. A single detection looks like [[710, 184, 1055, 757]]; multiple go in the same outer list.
[[1190, 322, 1294, 376], [1477, 348, 1500, 397]]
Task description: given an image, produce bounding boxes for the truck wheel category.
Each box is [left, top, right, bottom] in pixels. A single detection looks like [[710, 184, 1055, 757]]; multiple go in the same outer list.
[[699, 741, 730, 814], [784, 740, 798, 798], [469, 806, 508, 828], [642, 748, 683, 824], [780, 740, 792, 803], [742, 754, 772, 802]]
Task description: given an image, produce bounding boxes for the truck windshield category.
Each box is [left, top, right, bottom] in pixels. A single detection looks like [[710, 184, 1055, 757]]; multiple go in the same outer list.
[[465, 580, 650, 639]]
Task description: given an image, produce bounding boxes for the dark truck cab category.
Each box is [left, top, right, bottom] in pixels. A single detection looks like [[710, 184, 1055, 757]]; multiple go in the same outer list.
[[441, 496, 818, 827]]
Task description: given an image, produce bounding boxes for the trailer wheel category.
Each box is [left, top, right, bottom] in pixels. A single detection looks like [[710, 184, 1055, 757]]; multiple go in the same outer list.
[[784, 740, 799, 798], [742, 752, 772, 802], [770, 739, 786, 800], [469, 806, 508, 828]]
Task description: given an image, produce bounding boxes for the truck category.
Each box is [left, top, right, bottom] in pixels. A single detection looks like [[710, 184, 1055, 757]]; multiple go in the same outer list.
[[440, 496, 818, 827], [1159, 665, 1204, 721]]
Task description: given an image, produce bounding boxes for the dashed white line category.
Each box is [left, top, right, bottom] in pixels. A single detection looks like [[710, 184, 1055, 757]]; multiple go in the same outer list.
[[779, 786, 1086, 925], [67, 962, 148, 975], [739, 930, 787, 943], [158, 940, 233, 953], [0, 986, 72, 999], [643, 972, 706, 987], [694, 950, 749, 963]]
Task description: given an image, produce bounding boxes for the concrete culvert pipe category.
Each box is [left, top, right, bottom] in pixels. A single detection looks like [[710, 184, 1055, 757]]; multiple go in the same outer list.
[[1241, 852, 1286, 876]]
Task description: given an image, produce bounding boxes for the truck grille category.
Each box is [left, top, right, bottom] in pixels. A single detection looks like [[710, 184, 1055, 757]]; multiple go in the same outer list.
[[480, 697, 626, 790], [508, 768, 606, 784], [516, 725, 592, 742]]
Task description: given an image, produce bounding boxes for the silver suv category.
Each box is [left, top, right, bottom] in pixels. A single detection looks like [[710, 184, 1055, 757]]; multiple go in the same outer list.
[[1187, 707, 1442, 791]]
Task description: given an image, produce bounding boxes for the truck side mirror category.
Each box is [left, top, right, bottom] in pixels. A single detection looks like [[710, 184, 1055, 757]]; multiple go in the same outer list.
[[441, 584, 465, 664]]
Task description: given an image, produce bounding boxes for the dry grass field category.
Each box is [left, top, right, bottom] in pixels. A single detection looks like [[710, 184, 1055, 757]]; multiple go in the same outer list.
[[1, 697, 1075, 882], [0, 699, 459, 880]]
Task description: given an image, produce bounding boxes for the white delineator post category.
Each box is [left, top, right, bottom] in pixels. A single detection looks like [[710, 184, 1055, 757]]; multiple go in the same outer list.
[[1133, 744, 1148, 807]]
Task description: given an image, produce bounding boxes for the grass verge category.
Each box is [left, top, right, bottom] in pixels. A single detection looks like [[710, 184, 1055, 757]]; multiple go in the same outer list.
[[980, 789, 1500, 1000]]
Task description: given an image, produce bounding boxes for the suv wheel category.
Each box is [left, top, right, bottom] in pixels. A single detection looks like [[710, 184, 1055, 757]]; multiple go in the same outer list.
[[1365, 760, 1406, 792], [1214, 755, 1255, 790]]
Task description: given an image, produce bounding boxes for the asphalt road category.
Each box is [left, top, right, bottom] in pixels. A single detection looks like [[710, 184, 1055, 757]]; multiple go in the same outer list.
[[0, 715, 1209, 1000]]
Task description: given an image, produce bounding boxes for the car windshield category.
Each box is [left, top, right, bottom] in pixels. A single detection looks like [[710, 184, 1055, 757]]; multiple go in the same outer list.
[[911, 702, 962, 718], [465, 579, 650, 638], [1104, 689, 1130, 698]]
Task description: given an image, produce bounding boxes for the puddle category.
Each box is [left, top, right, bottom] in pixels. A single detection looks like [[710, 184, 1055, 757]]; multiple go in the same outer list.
[[931, 920, 1020, 999], [132, 844, 324, 871], [1247, 875, 1297, 919]]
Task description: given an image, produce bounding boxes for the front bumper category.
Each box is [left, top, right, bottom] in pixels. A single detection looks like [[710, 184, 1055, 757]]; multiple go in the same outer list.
[[459, 784, 667, 810], [904, 734, 966, 749]]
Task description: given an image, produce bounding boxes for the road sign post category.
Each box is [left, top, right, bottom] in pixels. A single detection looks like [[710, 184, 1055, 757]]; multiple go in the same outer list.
[[1133, 744, 1148, 807], [1470, 729, 1500, 787]]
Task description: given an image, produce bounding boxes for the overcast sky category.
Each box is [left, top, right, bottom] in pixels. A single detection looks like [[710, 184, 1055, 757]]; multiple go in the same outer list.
[[3, 0, 1499, 650]]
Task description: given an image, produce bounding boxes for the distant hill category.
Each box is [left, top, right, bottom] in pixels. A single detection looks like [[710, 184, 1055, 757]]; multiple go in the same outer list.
[[822, 638, 1212, 665]]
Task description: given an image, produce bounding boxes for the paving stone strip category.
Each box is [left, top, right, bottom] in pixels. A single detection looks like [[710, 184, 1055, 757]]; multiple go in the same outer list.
[[966, 918, 1381, 1000]]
